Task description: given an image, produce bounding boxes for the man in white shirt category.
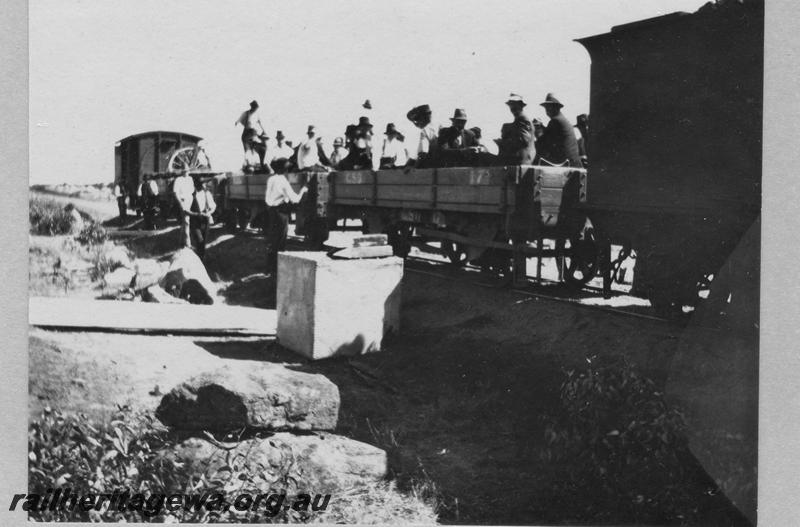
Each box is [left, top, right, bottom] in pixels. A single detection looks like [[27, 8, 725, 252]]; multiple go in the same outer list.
[[139, 175, 160, 230], [235, 100, 266, 168], [330, 137, 349, 168], [265, 160, 308, 272], [297, 125, 322, 170], [406, 104, 438, 168], [268, 130, 295, 170], [172, 170, 196, 247], [380, 123, 408, 168]]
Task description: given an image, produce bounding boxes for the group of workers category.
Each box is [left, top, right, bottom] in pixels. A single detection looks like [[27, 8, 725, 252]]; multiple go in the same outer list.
[[235, 93, 589, 175]]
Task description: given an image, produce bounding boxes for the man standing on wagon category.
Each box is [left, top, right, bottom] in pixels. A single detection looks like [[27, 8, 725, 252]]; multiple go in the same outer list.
[[235, 100, 266, 168], [406, 104, 439, 168], [497, 93, 535, 165], [534, 93, 582, 167]]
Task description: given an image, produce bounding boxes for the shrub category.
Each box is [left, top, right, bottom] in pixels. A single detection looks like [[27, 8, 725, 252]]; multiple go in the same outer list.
[[541, 356, 694, 524], [29, 197, 75, 236], [75, 222, 107, 246], [28, 408, 437, 524]]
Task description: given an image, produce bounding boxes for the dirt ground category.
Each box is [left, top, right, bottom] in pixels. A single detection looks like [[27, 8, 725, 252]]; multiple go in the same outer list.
[[28, 195, 742, 524]]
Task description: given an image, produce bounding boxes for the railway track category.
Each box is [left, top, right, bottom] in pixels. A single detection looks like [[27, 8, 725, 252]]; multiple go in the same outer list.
[[402, 253, 681, 325]]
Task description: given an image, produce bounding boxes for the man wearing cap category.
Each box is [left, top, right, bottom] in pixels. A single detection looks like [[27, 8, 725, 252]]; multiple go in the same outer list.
[[264, 159, 308, 272], [406, 104, 439, 168], [535, 93, 582, 167], [235, 100, 266, 167], [330, 137, 349, 168], [380, 123, 408, 168], [497, 94, 535, 165], [438, 108, 480, 167]]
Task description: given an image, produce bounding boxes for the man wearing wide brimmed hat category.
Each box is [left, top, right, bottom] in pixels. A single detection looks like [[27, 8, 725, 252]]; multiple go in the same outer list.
[[497, 93, 535, 165], [438, 108, 480, 167], [534, 93, 582, 167], [406, 104, 439, 168], [380, 123, 409, 168]]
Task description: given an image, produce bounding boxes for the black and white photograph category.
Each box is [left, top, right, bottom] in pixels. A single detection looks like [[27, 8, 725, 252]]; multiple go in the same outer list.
[[14, 0, 769, 524]]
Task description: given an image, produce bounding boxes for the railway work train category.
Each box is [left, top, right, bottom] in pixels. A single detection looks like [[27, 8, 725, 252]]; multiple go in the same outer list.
[[114, 0, 762, 317], [114, 2, 761, 520]]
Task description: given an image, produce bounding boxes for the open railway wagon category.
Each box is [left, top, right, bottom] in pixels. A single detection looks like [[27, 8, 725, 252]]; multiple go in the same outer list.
[[223, 170, 330, 245], [576, 2, 762, 522], [114, 131, 226, 217], [321, 165, 598, 286]]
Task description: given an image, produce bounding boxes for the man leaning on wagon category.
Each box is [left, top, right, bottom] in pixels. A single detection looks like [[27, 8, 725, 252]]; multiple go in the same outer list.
[[534, 93, 582, 167], [264, 160, 308, 273], [497, 94, 535, 165]]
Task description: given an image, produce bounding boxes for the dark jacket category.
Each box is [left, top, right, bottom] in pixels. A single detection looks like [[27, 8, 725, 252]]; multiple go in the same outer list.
[[438, 126, 479, 150], [498, 114, 535, 165], [535, 112, 582, 167]]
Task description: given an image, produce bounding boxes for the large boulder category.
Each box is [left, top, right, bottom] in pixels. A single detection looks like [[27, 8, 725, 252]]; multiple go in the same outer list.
[[131, 258, 169, 291], [156, 365, 340, 432], [104, 245, 132, 270], [159, 248, 216, 304], [102, 267, 135, 289], [141, 284, 188, 304], [173, 433, 387, 493]]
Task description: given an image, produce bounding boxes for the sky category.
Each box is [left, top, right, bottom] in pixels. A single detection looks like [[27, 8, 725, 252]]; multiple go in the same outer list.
[[29, 0, 708, 184]]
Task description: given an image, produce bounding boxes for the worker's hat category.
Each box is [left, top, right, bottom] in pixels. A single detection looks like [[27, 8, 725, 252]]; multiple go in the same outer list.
[[539, 93, 564, 108], [505, 94, 526, 106], [450, 108, 468, 121]]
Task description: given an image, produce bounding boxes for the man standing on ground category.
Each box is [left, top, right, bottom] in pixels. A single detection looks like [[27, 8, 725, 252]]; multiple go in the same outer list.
[[264, 160, 308, 273], [114, 182, 127, 219], [534, 93, 582, 167], [186, 174, 216, 259], [173, 170, 195, 248]]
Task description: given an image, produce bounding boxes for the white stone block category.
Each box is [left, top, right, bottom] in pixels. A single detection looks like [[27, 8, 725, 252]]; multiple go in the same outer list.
[[277, 252, 402, 360]]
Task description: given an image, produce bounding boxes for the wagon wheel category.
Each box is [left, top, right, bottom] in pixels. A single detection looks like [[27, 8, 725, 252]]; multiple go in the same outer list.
[[562, 230, 600, 286], [441, 240, 469, 266], [168, 146, 211, 174]]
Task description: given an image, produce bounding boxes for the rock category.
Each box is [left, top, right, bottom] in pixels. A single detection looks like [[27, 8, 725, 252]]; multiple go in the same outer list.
[[173, 433, 387, 493], [132, 258, 169, 290], [155, 365, 340, 432], [103, 267, 135, 290], [141, 284, 187, 304], [105, 246, 132, 270], [64, 205, 84, 235], [159, 248, 216, 304]]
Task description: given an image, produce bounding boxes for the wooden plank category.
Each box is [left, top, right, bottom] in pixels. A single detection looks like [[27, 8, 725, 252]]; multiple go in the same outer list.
[[374, 199, 435, 209], [334, 184, 374, 201], [334, 170, 375, 185], [437, 167, 510, 186], [377, 169, 434, 185], [376, 185, 432, 202], [437, 202, 504, 214], [437, 186, 503, 205], [29, 297, 276, 336]]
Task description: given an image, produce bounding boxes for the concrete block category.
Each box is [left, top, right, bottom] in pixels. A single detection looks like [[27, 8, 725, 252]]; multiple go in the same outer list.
[[277, 252, 402, 360]]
